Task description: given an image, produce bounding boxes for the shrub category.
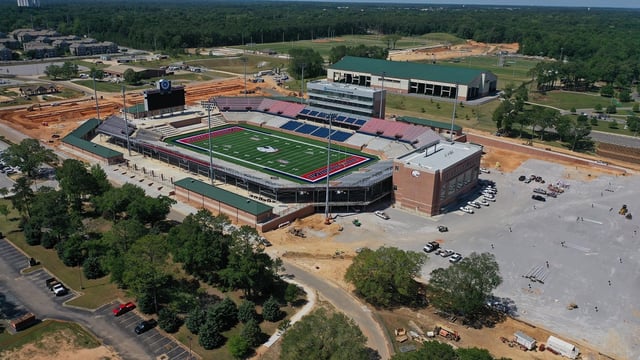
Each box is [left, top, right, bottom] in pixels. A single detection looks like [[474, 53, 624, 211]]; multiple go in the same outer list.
[[137, 292, 155, 314], [41, 232, 58, 249], [228, 335, 251, 359], [284, 283, 300, 305], [207, 297, 237, 331], [158, 307, 182, 333], [241, 318, 265, 347], [23, 221, 42, 245]]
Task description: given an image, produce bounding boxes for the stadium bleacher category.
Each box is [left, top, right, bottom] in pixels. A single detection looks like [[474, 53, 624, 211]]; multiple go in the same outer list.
[[312, 127, 331, 138], [281, 121, 303, 131], [297, 124, 319, 134], [331, 130, 353, 142]]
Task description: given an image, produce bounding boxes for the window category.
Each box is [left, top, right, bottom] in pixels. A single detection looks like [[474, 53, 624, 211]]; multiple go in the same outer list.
[[394, 165, 399, 171], [393, 185, 398, 190]]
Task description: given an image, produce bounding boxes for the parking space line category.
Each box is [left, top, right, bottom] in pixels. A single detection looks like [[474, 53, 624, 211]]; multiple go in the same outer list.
[[165, 346, 187, 358]]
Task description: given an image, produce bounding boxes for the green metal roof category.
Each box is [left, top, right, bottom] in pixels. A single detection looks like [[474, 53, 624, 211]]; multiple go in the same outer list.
[[330, 56, 491, 85], [175, 177, 273, 216], [62, 133, 123, 159], [397, 116, 462, 132], [69, 118, 101, 139]]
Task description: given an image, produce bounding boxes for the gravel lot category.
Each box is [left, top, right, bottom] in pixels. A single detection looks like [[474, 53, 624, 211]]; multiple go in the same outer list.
[[331, 159, 639, 360]]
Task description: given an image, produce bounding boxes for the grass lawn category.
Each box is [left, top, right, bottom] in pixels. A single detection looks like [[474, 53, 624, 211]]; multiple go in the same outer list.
[[0, 320, 100, 352], [0, 200, 121, 309], [166, 124, 375, 183], [529, 91, 632, 111]]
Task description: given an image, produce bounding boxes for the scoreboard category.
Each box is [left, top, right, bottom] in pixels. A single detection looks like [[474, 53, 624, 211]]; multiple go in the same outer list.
[[144, 79, 186, 112]]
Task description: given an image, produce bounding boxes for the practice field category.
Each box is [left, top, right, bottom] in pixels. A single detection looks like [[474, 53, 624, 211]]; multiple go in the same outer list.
[[166, 125, 375, 183]]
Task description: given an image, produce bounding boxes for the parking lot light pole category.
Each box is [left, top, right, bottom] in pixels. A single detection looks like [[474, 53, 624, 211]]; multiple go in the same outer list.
[[201, 100, 216, 184], [324, 113, 336, 224]]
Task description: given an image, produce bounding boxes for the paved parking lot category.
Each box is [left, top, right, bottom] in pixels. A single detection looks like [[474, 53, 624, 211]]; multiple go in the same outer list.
[[95, 302, 191, 360], [332, 159, 640, 360], [0, 238, 190, 359]]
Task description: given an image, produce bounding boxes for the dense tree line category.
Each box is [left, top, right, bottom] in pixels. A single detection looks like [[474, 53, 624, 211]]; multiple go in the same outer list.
[[1, 1, 639, 70]]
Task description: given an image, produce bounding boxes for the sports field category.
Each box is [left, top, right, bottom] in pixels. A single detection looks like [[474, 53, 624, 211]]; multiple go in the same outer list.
[[167, 125, 375, 183]]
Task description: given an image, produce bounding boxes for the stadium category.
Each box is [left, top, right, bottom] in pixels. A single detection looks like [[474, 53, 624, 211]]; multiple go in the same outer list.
[[63, 68, 485, 226]]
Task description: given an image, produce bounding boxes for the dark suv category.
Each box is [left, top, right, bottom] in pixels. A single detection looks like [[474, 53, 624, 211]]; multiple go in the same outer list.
[[134, 319, 157, 335], [531, 194, 546, 202]]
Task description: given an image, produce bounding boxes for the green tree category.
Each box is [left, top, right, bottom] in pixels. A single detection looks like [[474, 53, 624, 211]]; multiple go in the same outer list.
[[457, 347, 495, 360], [261, 295, 283, 322], [90, 164, 112, 196], [427, 252, 502, 321], [56, 159, 96, 211], [207, 297, 238, 331], [633, 103, 639, 113], [10, 177, 34, 218], [94, 183, 146, 221], [123, 68, 141, 84], [89, 67, 105, 80], [83, 256, 106, 279], [2, 138, 57, 180], [382, 33, 403, 50], [280, 308, 368, 360], [168, 209, 231, 284], [185, 307, 207, 334], [198, 320, 225, 350], [0, 203, 9, 220], [29, 187, 75, 244], [237, 300, 258, 323], [241, 318, 265, 347], [284, 283, 300, 305], [594, 103, 603, 113], [126, 195, 175, 226], [627, 115, 640, 136], [619, 89, 632, 103], [391, 341, 457, 360], [600, 84, 614, 97], [44, 64, 63, 79], [219, 225, 280, 298], [345, 247, 426, 308], [288, 48, 324, 80], [122, 234, 170, 314], [228, 335, 251, 359], [158, 307, 182, 333]]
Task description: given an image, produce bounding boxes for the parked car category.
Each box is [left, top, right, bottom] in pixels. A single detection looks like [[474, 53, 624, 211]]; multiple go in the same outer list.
[[459, 206, 474, 214], [524, 178, 533, 183], [483, 196, 496, 202], [437, 225, 448, 233], [51, 283, 68, 296], [258, 237, 272, 247], [532, 194, 546, 202], [547, 192, 557, 198], [449, 253, 463, 263], [478, 199, 490, 206], [112, 302, 136, 316], [533, 188, 547, 195], [467, 201, 481, 209], [374, 210, 390, 220], [423, 241, 440, 253], [479, 167, 491, 174], [518, 175, 526, 181], [440, 249, 454, 258], [134, 319, 157, 335]]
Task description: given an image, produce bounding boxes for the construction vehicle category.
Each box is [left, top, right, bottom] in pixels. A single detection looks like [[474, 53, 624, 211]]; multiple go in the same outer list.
[[619, 204, 628, 215], [352, 219, 361, 227], [394, 328, 409, 343], [434, 325, 460, 341], [288, 227, 306, 238]]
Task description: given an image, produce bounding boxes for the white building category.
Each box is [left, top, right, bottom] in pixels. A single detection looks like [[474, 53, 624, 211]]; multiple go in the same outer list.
[[17, 0, 40, 7], [306, 80, 386, 118]]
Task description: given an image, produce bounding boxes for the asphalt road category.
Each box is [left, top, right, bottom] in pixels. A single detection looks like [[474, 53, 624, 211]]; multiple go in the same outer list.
[[0, 238, 188, 359], [281, 260, 391, 360]]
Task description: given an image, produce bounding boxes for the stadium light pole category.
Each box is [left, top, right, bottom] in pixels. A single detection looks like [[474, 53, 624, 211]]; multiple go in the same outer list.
[[300, 63, 306, 104], [450, 83, 458, 142], [241, 57, 248, 98], [201, 100, 216, 184], [122, 86, 131, 156], [324, 113, 336, 224], [379, 71, 385, 119], [92, 74, 100, 120]]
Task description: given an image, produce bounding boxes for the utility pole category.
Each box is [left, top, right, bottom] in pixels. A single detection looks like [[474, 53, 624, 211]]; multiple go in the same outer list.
[[201, 100, 217, 184], [242, 57, 248, 98], [450, 84, 459, 142]]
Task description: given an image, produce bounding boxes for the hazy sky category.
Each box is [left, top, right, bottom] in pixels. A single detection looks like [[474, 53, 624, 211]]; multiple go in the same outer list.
[[299, 0, 640, 9]]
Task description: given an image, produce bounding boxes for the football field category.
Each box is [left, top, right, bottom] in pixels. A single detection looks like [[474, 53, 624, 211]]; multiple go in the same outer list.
[[167, 125, 374, 183]]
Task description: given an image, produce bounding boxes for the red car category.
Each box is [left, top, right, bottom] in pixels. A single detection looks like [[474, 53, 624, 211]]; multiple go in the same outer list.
[[112, 302, 136, 316]]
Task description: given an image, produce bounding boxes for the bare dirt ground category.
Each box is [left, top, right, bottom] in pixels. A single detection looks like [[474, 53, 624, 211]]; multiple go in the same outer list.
[[263, 139, 620, 360], [389, 40, 520, 62], [0, 78, 272, 143], [0, 328, 120, 360]]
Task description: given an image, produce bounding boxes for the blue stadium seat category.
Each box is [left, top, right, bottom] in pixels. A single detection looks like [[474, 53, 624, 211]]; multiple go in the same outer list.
[[281, 121, 303, 131], [309, 111, 319, 117], [345, 117, 356, 124], [312, 127, 331, 138], [300, 109, 310, 115], [355, 119, 367, 126], [336, 115, 347, 122], [331, 131, 353, 142], [297, 124, 319, 134]]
